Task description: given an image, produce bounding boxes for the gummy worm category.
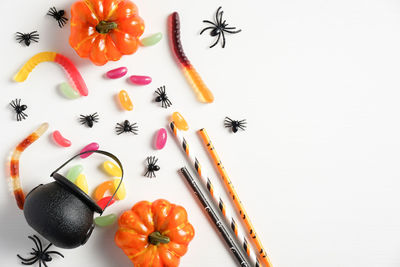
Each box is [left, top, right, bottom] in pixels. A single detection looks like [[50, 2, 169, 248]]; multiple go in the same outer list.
[[8, 123, 49, 210], [14, 52, 88, 96], [169, 12, 214, 103]]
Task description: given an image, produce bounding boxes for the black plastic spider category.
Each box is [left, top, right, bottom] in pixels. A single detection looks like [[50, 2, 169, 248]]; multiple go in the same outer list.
[[17, 235, 64, 267], [47, 7, 68, 28], [79, 113, 99, 128], [116, 120, 138, 135], [200, 7, 241, 48], [155, 86, 172, 108], [16, 31, 39, 46], [10, 99, 28, 121], [144, 156, 160, 178], [224, 117, 247, 133]]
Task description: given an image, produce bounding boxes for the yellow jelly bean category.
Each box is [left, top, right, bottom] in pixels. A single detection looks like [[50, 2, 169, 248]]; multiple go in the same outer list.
[[102, 160, 122, 177], [94, 181, 114, 201], [118, 90, 133, 111], [75, 174, 88, 194], [113, 179, 126, 200], [172, 112, 189, 131]]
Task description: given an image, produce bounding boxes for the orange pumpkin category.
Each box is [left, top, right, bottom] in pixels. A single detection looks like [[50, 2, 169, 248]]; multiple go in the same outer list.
[[115, 199, 195, 267], [69, 0, 145, 66]]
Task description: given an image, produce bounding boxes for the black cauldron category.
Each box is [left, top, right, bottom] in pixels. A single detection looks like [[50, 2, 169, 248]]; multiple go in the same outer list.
[[23, 150, 124, 249]]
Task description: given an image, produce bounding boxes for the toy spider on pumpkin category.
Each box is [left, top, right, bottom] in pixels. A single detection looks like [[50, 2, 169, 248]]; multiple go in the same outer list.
[[17, 235, 64, 267], [200, 6, 241, 48]]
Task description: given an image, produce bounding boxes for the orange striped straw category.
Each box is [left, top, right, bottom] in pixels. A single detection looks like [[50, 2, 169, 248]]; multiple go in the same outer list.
[[198, 128, 273, 267]]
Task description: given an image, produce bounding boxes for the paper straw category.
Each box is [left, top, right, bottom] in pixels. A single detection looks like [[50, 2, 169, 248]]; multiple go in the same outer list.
[[169, 122, 260, 267], [180, 167, 248, 266], [198, 128, 273, 267]]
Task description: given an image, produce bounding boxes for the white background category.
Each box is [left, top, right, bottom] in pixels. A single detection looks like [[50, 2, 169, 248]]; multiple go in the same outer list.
[[1, 0, 400, 266]]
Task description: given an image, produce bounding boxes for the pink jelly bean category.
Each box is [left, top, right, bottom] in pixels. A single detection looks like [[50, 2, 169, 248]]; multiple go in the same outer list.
[[129, 75, 152, 85], [106, 67, 128, 79], [155, 128, 167, 150], [96, 196, 116, 210], [52, 130, 71, 147], [80, 142, 99, 158]]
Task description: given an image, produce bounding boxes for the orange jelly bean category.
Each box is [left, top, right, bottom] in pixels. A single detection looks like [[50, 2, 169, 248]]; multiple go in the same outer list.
[[172, 112, 189, 131], [118, 90, 133, 111], [94, 181, 113, 201]]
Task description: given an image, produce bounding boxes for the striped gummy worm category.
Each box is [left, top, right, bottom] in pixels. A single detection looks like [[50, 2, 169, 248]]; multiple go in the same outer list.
[[8, 123, 49, 209], [14, 52, 88, 96], [169, 12, 214, 103]]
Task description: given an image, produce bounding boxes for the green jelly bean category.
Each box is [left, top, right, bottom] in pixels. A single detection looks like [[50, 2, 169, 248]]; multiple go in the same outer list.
[[66, 165, 83, 183], [95, 214, 117, 227], [140, 32, 162, 47], [60, 82, 80, 99]]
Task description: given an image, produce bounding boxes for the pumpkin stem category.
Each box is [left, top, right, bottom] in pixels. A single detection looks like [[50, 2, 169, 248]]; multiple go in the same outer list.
[[96, 21, 117, 34], [148, 231, 170, 245]]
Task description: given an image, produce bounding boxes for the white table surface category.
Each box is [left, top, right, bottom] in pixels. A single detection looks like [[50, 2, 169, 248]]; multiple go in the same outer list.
[[2, 0, 400, 266]]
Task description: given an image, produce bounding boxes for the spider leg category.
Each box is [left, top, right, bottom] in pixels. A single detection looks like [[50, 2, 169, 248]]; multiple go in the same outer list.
[[149, 156, 155, 165], [225, 117, 233, 122], [218, 11, 224, 26], [47, 251, 64, 257], [32, 235, 43, 252], [209, 33, 221, 48], [20, 258, 39, 265], [215, 7, 222, 25], [42, 243, 53, 253], [43, 261, 48, 267], [17, 254, 37, 262], [10, 101, 16, 108], [144, 170, 150, 177], [223, 29, 242, 34], [202, 20, 217, 27], [200, 26, 215, 35], [221, 32, 226, 48], [153, 158, 158, 165]]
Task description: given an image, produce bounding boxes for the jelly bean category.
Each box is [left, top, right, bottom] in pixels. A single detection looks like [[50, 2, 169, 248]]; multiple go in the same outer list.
[[66, 165, 83, 183], [118, 90, 133, 111], [155, 128, 167, 150], [140, 32, 163, 47], [106, 67, 128, 79], [129, 75, 152, 85], [172, 112, 189, 131], [94, 214, 117, 227], [102, 160, 122, 177], [59, 82, 80, 99], [113, 179, 126, 200], [97, 196, 116, 210], [94, 181, 114, 201], [75, 173, 88, 194], [52, 130, 71, 147], [80, 142, 99, 158]]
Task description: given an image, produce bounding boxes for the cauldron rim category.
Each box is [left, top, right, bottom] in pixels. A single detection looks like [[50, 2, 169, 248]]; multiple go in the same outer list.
[[53, 173, 102, 214]]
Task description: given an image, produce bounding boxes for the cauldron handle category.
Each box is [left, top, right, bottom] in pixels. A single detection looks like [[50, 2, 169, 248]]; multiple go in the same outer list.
[[50, 150, 124, 215]]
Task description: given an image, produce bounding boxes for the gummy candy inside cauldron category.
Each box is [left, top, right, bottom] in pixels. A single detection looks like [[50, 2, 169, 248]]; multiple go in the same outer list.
[[22, 150, 123, 249]]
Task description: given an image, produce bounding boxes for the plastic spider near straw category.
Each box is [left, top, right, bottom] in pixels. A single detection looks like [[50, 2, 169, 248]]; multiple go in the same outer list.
[[169, 12, 214, 103], [8, 123, 49, 209], [13, 52, 88, 96], [200, 7, 241, 48]]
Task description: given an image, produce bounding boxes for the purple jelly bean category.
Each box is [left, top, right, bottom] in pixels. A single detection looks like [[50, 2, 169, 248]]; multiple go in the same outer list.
[[155, 128, 167, 150], [106, 67, 128, 79], [129, 75, 152, 85], [80, 142, 100, 158]]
